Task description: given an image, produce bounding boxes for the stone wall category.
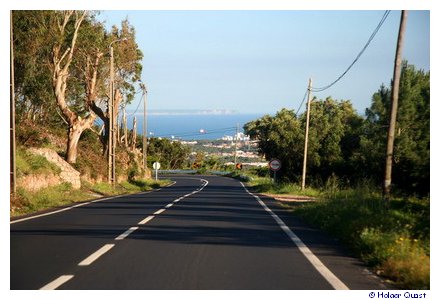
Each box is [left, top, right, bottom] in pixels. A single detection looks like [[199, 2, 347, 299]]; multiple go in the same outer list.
[[17, 173, 62, 192], [27, 148, 81, 189]]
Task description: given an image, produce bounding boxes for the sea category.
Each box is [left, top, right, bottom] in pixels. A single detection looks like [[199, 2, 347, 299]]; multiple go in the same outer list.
[[125, 113, 265, 140]]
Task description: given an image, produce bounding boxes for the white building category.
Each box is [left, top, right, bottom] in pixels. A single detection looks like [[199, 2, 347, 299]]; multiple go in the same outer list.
[[221, 132, 250, 142]]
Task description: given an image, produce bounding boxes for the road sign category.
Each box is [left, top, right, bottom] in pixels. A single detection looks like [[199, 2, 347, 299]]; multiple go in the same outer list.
[[269, 159, 281, 171], [153, 162, 161, 181]]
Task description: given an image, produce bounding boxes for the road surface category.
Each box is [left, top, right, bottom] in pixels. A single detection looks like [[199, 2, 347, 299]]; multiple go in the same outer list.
[[10, 175, 387, 289]]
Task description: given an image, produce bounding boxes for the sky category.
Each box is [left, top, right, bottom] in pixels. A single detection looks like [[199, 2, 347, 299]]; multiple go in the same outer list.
[[97, 10, 430, 115]]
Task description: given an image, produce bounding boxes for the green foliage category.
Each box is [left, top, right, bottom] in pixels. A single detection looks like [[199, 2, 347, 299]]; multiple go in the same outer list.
[[12, 179, 171, 216], [292, 192, 429, 289], [244, 62, 429, 196], [14, 183, 85, 215], [360, 62, 430, 195], [146, 137, 191, 169], [244, 100, 361, 185], [16, 147, 61, 177], [13, 10, 144, 162], [244, 108, 302, 180], [12, 11, 60, 125]]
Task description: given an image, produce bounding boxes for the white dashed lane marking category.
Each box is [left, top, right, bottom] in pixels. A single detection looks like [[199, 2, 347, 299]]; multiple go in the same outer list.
[[38, 178, 209, 290], [39, 275, 74, 290], [78, 244, 115, 266]]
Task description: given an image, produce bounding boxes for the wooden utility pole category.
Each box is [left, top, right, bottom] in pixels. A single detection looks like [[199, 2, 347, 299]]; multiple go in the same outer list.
[[301, 78, 312, 190], [132, 116, 137, 151], [141, 83, 148, 169], [234, 123, 239, 165], [108, 45, 115, 185], [384, 11, 408, 202], [10, 11, 16, 196], [123, 107, 128, 147]]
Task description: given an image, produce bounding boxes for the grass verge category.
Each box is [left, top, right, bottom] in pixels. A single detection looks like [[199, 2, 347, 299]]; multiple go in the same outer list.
[[16, 147, 61, 177], [238, 173, 429, 289], [231, 171, 319, 197], [11, 179, 172, 217], [287, 190, 429, 289]]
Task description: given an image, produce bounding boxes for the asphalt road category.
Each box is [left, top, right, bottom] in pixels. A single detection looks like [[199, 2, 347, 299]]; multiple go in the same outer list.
[[10, 175, 388, 290]]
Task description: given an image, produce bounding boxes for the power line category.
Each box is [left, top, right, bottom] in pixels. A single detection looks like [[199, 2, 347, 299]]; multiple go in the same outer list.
[[127, 90, 144, 117], [295, 88, 309, 116], [311, 10, 391, 93]]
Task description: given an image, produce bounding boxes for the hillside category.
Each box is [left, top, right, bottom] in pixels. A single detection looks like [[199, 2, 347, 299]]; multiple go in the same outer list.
[[11, 119, 159, 216]]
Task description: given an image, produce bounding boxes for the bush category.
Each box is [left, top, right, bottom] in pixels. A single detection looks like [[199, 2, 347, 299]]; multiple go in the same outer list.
[[292, 190, 430, 289]]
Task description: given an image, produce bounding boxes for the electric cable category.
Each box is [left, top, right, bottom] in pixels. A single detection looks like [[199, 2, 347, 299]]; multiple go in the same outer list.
[[295, 88, 309, 116], [311, 10, 391, 93]]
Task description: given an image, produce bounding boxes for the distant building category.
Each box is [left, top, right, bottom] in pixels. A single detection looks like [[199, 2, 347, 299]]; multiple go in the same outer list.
[[221, 132, 250, 142], [181, 141, 198, 145]]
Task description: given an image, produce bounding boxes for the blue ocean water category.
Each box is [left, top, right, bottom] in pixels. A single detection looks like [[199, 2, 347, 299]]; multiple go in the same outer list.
[[126, 113, 264, 140]]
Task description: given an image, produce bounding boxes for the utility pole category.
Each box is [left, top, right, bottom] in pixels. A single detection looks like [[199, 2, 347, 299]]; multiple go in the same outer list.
[[107, 38, 126, 186], [10, 11, 16, 196], [108, 45, 114, 185], [141, 83, 148, 169], [301, 78, 312, 190], [384, 10, 408, 202], [123, 106, 128, 147], [234, 123, 239, 165], [132, 116, 137, 152]]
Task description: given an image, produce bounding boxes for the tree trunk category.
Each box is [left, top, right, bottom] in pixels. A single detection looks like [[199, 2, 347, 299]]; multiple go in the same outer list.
[[67, 125, 82, 164], [66, 115, 96, 164]]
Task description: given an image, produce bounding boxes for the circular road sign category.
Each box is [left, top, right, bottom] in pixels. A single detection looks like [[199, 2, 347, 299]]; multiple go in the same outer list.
[[153, 162, 161, 170], [269, 159, 282, 171]]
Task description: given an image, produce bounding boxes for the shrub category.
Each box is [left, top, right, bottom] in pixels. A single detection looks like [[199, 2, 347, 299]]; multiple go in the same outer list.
[[16, 147, 61, 177], [292, 188, 429, 289]]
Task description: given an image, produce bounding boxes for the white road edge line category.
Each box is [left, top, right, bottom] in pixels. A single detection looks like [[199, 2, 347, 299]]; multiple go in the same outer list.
[[78, 244, 115, 266], [115, 226, 139, 240], [39, 274, 74, 290], [239, 182, 349, 290], [10, 181, 177, 225]]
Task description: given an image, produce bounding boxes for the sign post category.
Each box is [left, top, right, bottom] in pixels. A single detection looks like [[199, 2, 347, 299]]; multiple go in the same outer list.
[[269, 159, 282, 183], [152, 161, 161, 181]]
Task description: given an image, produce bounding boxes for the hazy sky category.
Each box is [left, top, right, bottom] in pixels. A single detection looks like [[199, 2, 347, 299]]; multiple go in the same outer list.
[[97, 10, 429, 115]]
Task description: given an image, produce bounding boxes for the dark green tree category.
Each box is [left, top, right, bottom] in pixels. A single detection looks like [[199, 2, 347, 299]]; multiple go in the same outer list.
[[146, 138, 191, 170], [360, 62, 430, 195], [245, 100, 363, 184]]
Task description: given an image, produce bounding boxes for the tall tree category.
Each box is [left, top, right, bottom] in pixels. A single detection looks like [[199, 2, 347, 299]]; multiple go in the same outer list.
[[51, 10, 96, 164], [13, 11, 143, 164], [12, 11, 59, 123], [245, 100, 363, 183], [86, 19, 143, 156], [361, 62, 430, 195]]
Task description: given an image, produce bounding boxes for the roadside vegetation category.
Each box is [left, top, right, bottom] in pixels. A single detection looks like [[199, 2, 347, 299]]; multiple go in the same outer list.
[[239, 62, 429, 289], [238, 169, 429, 289], [12, 119, 172, 217], [12, 179, 172, 217], [292, 185, 429, 289]]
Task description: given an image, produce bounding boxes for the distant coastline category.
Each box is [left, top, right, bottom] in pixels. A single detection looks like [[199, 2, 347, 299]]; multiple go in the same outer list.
[[128, 109, 240, 116], [124, 112, 264, 140]]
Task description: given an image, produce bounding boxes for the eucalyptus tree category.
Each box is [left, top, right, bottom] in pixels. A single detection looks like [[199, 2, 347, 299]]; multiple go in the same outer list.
[[13, 10, 143, 164], [12, 11, 58, 123]]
